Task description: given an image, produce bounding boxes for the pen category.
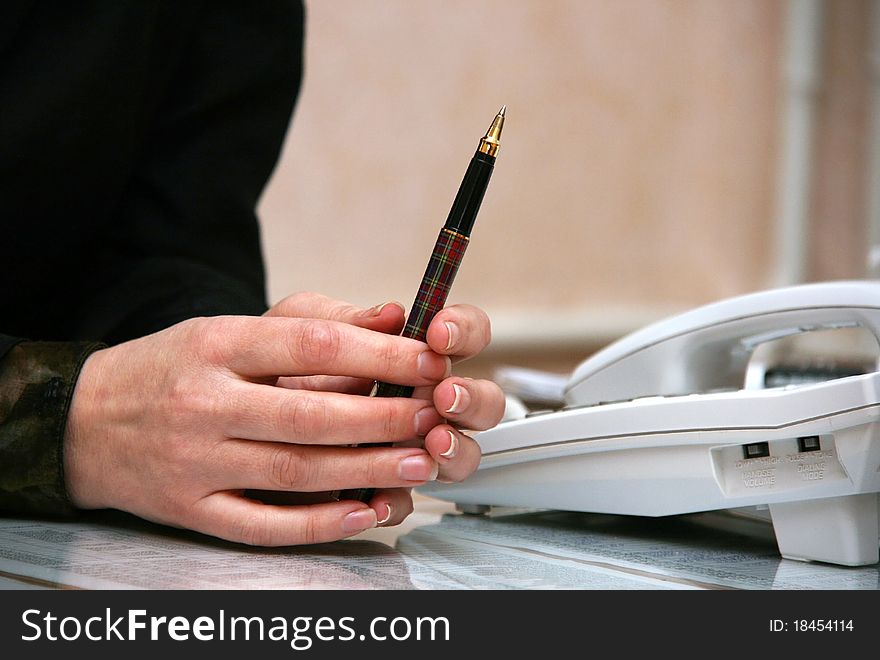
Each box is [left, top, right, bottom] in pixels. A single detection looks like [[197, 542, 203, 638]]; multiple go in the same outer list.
[[339, 105, 506, 503]]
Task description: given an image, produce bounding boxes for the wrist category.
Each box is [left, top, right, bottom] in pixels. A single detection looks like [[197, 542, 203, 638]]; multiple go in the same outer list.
[[63, 347, 109, 509]]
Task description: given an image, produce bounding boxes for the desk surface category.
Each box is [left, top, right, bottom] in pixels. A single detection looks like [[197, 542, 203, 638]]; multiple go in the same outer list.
[[0, 495, 877, 590]]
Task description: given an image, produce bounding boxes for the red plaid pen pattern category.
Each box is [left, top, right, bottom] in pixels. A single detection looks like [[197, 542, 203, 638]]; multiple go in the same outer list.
[[338, 228, 470, 501], [405, 228, 469, 341], [372, 228, 469, 400]]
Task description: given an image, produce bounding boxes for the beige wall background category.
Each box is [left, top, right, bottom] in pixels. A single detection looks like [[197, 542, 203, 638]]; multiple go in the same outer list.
[[258, 0, 870, 377]]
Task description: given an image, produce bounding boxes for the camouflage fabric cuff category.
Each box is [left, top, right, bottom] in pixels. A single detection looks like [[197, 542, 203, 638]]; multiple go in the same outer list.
[[0, 341, 105, 516]]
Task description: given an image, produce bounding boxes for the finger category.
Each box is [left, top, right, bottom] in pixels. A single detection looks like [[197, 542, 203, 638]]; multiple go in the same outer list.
[[432, 377, 505, 431], [219, 316, 451, 383], [425, 304, 492, 361], [424, 425, 482, 483], [188, 491, 379, 546], [209, 441, 440, 492], [275, 375, 374, 395], [224, 383, 444, 444], [365, 488, 415, 527], [267, 292, 406, 333]]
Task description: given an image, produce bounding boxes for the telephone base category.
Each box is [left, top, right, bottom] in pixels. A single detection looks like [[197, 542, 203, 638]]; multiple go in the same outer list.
[[425, 373, 880, 566]]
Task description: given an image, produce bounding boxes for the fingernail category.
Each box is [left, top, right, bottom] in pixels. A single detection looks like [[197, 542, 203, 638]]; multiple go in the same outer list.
[[445, 383, 470, 414], [414, 407, 439, 436], [342, 508, 377, 533], [398, 455, 437, 481], [444, 321, 459, 352], [440, 430, 458, 459], [368, 301, 405, 317], [429, 461, 440, 481], [377, 504, 392, 525], [417, 351, 452, 380]]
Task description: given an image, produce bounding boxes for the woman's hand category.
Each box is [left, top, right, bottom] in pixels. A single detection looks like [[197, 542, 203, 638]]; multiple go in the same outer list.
[[63, 292, 504, 546]]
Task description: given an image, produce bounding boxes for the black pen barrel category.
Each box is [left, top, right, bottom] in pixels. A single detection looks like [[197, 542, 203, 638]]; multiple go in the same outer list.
[[443, 150, 495, 236]]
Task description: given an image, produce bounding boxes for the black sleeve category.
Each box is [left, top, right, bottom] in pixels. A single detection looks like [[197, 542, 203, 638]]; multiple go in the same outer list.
[[76, 0, 305, 344], [0, 1, 304, 515]]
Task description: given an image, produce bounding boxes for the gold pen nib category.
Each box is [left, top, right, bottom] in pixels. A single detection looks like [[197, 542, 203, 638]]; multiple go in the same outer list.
[[479, 105, 506, 157]]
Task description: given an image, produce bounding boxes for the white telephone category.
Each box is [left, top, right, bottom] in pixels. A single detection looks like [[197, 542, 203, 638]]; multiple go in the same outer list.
[[420, 280, 880, 566]]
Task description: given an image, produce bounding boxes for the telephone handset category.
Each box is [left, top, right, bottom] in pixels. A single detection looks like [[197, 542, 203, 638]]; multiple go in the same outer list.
[[566, 280, 880, 407]]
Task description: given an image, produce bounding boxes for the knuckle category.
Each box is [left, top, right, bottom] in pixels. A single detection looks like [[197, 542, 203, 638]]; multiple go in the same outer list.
[[376, 339, 401, 378], [164, 374, 224, 428], [181, 317, 210, 349], [293, 320, 343, 367], [283, 394, 330, 440], [190, 317, 233, 363], [268, 446, 309, 489], [164, 375, 191, 416], [199, 316, 257, 369], [299, 291, 328, 306], [164, 377, 197, 425], [276, 291, 328, 318], [235, 509, 274, 546], [267, 296, 293, 317], [287, 291, 317, 309]]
